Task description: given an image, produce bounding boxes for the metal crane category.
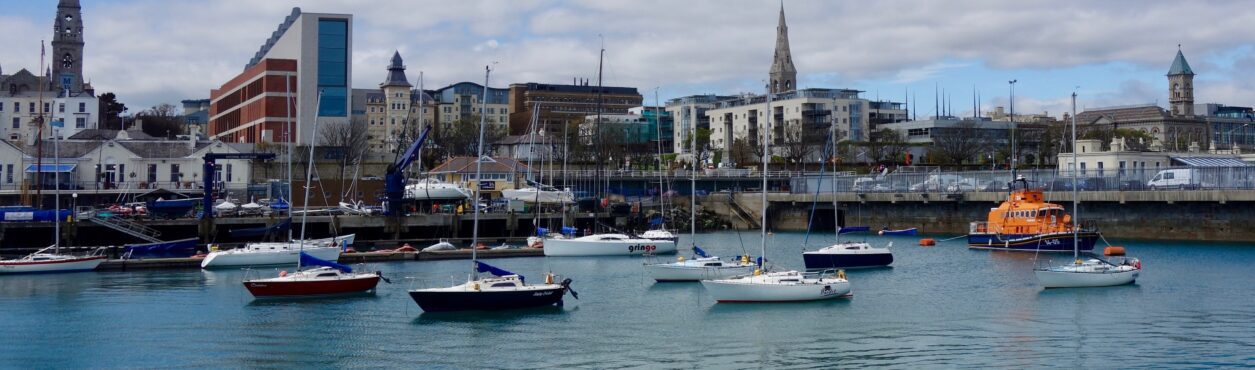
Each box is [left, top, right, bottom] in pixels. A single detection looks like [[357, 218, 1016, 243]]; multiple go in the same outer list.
[[385, 125, 433, 215], [201, 152, 276, 220]]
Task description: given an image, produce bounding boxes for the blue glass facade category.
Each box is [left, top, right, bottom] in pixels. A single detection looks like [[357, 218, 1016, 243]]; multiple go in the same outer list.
[[317, 19, 348, 117]]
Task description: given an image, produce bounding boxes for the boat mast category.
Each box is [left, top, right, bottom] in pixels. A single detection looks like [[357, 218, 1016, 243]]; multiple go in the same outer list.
[[761, 85, 773, 266], [53, 89, 61, 253], [594, 41, 605, 234], [297, 90, 324, 270], [831, 114, 840, 242], [654, 89, 670, 237], [35, 41, 46, 208], [471, 65, 491, 278], [284, 68, 294, 241], [561, 103, 570, 230], [1070, 91, 1078, 261], [689, 94, 698, 247]]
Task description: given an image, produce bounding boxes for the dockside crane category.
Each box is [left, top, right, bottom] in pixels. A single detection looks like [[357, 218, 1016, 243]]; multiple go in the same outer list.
[[385, 125, 434, 216], [201, 152, 277, 220]]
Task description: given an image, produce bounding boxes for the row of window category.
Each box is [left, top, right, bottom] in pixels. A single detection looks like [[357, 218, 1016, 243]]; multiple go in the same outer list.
[[10, 117, 88, 129]]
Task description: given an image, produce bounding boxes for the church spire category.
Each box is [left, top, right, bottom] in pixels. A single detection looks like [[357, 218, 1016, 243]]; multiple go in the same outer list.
[[768, 2, 797, 94]]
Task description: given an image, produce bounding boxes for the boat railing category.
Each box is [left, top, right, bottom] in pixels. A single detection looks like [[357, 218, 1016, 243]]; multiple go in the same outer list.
[[970, 222, 989, 234]]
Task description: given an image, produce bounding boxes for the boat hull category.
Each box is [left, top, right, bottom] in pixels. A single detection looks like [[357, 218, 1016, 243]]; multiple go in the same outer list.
[[244, 275, 381, 297], [408, 286, 567, 312], [802, 251, 893, 269], [201, 246, 342, 269], [0, 256, 105, 274], [967, 232, 1099, 252], [701, 279, 851, 302], [405, 186, 470, 200], [501, 189, 573, 204], [1034, 269, 1138, 288], [646, 264, 755, 282], [880, 228, 918, 236], [544, 238, 677, 256]]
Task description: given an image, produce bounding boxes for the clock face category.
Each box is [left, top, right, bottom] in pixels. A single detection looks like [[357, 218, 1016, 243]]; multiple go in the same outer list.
[[62, 54, 73, 69]]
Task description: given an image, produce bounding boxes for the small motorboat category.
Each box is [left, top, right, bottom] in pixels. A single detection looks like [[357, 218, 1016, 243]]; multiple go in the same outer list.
[[0, 246, 106, 274], [243, 252, 383, 298], [802, 242, 894, 269], [645, 246, 755, 282], [422, 239, 457, 252], [878, 227, 918, 236]]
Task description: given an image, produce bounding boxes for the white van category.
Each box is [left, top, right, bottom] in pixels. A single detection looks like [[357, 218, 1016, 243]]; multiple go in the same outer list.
[[1147, 169, 1204, 190]]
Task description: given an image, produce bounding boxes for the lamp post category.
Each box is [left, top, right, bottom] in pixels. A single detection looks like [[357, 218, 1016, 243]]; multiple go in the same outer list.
[[71, 193, 78, 222], [1229, 122, 1251, 152], [1008, 79, 1018, 173]]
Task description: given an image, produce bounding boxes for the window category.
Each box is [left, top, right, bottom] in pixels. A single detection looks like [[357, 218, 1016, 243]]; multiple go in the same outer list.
[[59, 103, 65, 113], [75, 117, 85, 128], [11, 117, 18, 129], [1079, 162, 1086, 175], [5, 164, 11, 183], [78, 102, 86, 113], [147, 164, 157, 184], [170, 164, 181, 182], [29, 102, 35, 112], [226, 164, 233, 182], [316, 19, 348, 117], [44, 102, 50, 112], [13, 102, 19, 112]]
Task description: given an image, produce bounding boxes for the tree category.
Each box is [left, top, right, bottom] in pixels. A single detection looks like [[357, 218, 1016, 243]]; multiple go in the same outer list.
[[728, 134, 756, 167], [135, 103, 185, 138], [865, 128, 907, 164], [97, 92, 128, 130], [318, 116, 370, 190], [931, 121, 985, 165], [778, 123, 811, 170], [436, 115, 506, 158]]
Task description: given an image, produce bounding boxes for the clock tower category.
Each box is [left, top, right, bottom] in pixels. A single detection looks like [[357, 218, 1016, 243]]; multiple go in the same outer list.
[[51, 0, 85, 94]]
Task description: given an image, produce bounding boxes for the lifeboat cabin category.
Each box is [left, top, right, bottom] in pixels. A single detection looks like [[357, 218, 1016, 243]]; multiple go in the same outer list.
[[968, 178, 1098, 252]]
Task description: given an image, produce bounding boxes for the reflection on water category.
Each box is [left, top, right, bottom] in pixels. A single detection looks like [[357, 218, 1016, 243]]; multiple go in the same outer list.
[[1, 231, 1253, 367]]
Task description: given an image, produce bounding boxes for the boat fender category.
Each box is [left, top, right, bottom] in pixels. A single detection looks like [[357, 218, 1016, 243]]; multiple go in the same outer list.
[[279, 270, 288, 277], [545, 273, 554, 285], [1134, 260, 1142, 270], [677, 256, 685, 262], [837, 269, 846, 280], [919, 238, 936, 247], [741, 255, 750, 265], [472, 282, 480, 291], [754, 269, 761, 276]]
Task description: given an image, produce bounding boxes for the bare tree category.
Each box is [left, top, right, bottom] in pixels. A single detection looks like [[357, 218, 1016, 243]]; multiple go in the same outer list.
[[135, 103, 186, 138], [728, 133, 756, 167], [778, 123, 812, 170], [437, 115, 506, 158], [318, 116, 370, 190], [931, 121, 985, 165]]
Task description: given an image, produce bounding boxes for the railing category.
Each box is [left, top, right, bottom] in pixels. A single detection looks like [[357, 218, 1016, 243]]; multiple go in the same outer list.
[[84, 212, 163, 243], [789, 166, 1255, 194]]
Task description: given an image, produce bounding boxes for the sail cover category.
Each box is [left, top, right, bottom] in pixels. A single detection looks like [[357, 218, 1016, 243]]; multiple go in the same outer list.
[[837, 226, 871, 234], [692, 246, 710, 258], [300, 252, 352, 273], [475, 261, 523, 283]]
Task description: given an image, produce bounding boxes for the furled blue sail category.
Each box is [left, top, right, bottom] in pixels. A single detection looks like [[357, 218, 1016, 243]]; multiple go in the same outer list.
[[692, 245, 710, 258], [838, 226, 871, 234], [476, 261, 523, 283], [300, 252, 352, 273]]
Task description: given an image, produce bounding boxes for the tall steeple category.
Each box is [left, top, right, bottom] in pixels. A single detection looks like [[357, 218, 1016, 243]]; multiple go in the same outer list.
[[1167, 45, 1195, 117], [52, 0, 85, 93], [768, 2, 797, 94]]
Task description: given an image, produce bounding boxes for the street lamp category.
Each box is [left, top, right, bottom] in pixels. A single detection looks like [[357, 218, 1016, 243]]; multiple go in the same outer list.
[[1229, 122, 1252, 152], [71, 193, 78, 222], [1008, 79, 1018, 172]]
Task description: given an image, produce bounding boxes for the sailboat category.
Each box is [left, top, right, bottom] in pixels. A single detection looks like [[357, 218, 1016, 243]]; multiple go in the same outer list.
[[200, 89, 353, 269], [544, 43, 676, 257], [645, 95, 754, 282], [802, 124, 893, 269], [410, 65, 575, 312], [0, 107, 105, 274], [1034, 92, 1140, 288], [243, 89, 382, 298], [640, 92, 677, 243], [701, 86, 850, 302], [501, 108, 574, 205]]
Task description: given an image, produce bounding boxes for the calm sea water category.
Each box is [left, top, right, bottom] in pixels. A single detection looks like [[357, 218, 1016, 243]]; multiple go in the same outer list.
[[2, 231, 1253, 368]]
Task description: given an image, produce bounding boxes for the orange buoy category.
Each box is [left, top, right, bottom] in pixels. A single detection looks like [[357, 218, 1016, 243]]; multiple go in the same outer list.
[[1104, 246, 1126, 256], [919, 238, 936, 247]]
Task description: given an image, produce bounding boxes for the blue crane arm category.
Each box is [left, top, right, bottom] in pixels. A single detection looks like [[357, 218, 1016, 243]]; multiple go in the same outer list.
[[385, 125, 433, 215]]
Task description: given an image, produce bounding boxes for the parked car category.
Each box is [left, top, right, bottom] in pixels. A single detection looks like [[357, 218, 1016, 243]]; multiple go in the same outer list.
[[909, 174, 965, 192]]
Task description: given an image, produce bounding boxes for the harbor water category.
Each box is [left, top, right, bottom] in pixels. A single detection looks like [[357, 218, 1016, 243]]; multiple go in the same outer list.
[[2, 231, 1253, 368]]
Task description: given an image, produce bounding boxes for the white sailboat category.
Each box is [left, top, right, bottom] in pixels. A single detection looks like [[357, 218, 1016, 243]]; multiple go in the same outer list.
[[802, 122, 892, 269], [1034, 92, 1140, 288], [410, 65, 574, 312], [405, 177, 472, 200], [0, 91, 105, 274], [201, 89, 353, 269], [502, 108, 574, 205], [646, 92, 754, 282], [543, 43, 676, 257], [701, 85, 850, 302]]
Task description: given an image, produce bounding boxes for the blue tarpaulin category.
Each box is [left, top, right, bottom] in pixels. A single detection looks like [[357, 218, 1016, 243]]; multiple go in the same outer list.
[[536, 227, 549, 236], [300, 252, 352, 273], [24, 164, 76, 173], [269, 198, 290, 210], [476, 261, 523, 283], [123, 238, 198, 259], [693, 246, 709, 258]]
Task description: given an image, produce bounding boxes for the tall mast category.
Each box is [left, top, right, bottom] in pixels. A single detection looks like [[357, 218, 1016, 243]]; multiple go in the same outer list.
[[831, 114, 840, 240], [689, 95, 698, 246], [471, 65, 491, 277], [594, 41, 605, 233], [298, 90, 324, 270], [654, 89, 669, 236], [284, 67, 294, 241], [1070, 92, 1079, 261], [761, 86, 773, 265], [417, 71, 425, 175], [53, 89, 61, 253], [36, 41, 46, 207]]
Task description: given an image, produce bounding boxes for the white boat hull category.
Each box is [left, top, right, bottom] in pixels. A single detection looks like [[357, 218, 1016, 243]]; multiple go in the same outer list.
[[1035, 269, 1138, 288], [701, 274, 851, 302], [0, 256, 105, 274], [646, 263, 755, 282], [544, 236, 677, 256], [405, 185, 471, 200], [501, 188, 574, 204]]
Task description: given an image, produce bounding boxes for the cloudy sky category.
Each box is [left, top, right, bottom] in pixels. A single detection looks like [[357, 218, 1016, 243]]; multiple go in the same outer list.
[[2, 0, 1252, 118]]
